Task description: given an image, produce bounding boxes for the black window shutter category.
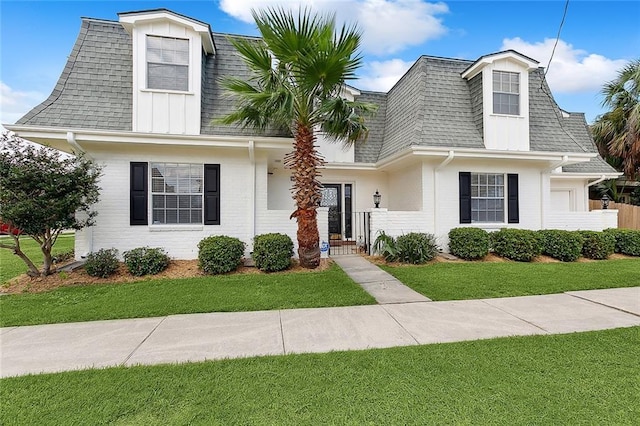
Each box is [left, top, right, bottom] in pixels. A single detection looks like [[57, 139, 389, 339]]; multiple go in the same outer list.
[[459, 172, 472, 224], [130, 162, 148, 225], [507, 173, 519, 223], [204, 164, 220, 225]]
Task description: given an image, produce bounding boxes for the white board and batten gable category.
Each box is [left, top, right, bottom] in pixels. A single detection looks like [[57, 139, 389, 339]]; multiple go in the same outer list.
[[119, 10, 215, 135], [462, 50, 539, 152]]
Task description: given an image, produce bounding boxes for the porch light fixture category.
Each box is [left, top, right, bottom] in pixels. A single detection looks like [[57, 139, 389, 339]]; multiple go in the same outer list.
[[601, 194, 610, 209], [373, 190, 381, 208]]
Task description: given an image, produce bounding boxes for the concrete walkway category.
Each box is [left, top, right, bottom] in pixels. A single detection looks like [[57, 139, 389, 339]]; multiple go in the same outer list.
[[332, 255, 431, 304], [1, 254, 639, 378]]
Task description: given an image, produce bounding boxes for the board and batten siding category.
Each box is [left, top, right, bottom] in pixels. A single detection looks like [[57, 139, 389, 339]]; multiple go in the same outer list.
[[130, 20, 204, 135]]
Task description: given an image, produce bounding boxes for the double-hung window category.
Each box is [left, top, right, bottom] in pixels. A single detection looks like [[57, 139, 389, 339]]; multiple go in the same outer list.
[[459, 172, 519, 224], [493, 71, 519, 115], [147, 35, 189, 91], [151, 163, 202, 224], [471, 173, 504, 222], [130, 162, 220, 226]]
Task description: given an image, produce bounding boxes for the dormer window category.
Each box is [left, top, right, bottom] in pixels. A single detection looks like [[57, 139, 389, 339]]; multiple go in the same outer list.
[[147, 35, 189, 91], [493, 71, 519, 115]]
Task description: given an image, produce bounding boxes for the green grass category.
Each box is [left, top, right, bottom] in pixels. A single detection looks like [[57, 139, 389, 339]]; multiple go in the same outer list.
[[0, 233, 74, 283], [2, 327, 638, 425], [0, 264, 375, 326], [381, 258, 640, 300]]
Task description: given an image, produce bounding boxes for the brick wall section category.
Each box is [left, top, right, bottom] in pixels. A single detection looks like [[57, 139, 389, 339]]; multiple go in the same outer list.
[[546, 210, 618, 231]]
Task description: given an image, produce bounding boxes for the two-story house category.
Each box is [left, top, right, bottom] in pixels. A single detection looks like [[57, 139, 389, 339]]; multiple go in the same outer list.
[[6, 9, 620, 259]]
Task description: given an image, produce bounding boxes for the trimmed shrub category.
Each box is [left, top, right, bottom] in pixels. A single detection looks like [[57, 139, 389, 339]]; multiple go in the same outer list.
[[123, 247, 170, 276], [490, 228, 541, 262], [580, 231, 615, 260], [52, 249, 75, 264], [395, 232, 439, 264], [198, 235, 246, 274], [448, 227, 489, 260], [538, 229, 583, 262], [373, 231, 399, 262], [84, 248, 119, 278], [604, 228, 640, 256], [253, 233, 294, 272]]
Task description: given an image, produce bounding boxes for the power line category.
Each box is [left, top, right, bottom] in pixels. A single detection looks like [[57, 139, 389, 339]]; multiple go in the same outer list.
[[543, 0, 570, 82]]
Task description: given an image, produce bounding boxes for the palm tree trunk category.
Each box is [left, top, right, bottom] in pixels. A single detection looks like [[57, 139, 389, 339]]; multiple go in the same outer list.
[[285, 123, 324, 269]]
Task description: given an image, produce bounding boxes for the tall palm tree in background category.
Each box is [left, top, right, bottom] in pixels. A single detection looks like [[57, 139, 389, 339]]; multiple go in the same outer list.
[[592, 59, 640, 180], [220, 8, 376, 268]]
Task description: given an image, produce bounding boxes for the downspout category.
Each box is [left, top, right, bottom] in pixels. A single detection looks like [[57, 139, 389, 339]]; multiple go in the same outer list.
[[67, 131, 92, 160], [248, 140, 256, 252], [586, 175, 607, 188], [433, 151, 455, 236], [546, 155, 569, 172], [66, 131, 93, 255], [542, 155, 569, 229]]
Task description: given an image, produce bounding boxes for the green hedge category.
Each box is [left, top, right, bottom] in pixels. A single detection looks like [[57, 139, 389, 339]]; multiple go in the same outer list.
[[198, 236, 246, 274], [123, 247, 170, 276], [253, 233, 294, 272], [538, 230, 583, 262], [604, 228, 640, 256], [579, 231, 615, 260], [448, 228, 489, 260], [84, 248, 119, 278], [490, 229, 541, 262]]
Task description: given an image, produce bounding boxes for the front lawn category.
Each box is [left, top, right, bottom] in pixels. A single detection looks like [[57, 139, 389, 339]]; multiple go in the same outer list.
[[2, 327, 638, 424], [0, 264, 375, 327], [0, 233, 74, 282], [381, 258, 640, 300]]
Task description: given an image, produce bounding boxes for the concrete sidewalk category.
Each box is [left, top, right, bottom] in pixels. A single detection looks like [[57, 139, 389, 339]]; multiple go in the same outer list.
[[1, 286, 638, 378]]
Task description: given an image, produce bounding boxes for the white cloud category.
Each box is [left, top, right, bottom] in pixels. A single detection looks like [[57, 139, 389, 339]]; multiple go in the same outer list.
[[501, 37, 627, 93], [219, 0, 449, 55], [357, 58, 413, 91], [0, 81, 45, 125]]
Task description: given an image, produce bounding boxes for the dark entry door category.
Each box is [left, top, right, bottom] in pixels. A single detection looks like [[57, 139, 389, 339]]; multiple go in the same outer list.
[[322, 184, 342, 235]]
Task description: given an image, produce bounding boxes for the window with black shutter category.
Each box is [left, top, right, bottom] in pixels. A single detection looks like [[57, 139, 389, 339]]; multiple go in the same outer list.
[[203, 164, 220, 225], [130, 162, 148, 225]]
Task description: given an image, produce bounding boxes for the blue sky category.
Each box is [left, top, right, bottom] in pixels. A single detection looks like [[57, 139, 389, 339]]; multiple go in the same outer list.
[[1, 0, 639, 125]]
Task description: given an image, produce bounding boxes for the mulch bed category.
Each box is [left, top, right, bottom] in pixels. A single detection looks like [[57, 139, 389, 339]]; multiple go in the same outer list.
[[1, 258, 332, 295]]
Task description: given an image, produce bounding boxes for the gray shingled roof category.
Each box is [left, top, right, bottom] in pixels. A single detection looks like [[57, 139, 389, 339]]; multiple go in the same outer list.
[[354, 91, 387, 163], [377, 56, 485, 160], [17, 19, 132, 130], [560, 113, 617, 173], [15, 14, 610, 172], [201, 34, 288, 138]]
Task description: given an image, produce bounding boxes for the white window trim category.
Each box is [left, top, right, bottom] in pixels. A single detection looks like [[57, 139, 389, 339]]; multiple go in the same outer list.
[[145, 35, 191, 92], [150, 162, 204, 225], [471, 172, 506, 224], [492, 70, 520, 116]]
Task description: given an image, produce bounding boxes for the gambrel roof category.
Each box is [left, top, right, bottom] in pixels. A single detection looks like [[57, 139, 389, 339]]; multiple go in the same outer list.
[[16, 13, 615, 174]]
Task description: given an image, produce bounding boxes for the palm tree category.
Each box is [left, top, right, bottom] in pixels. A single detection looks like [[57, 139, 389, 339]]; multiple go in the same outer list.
[[592, 59, 640, 180], [220, 8, 376, 268]]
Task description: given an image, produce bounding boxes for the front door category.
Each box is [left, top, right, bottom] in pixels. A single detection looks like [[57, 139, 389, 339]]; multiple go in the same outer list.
[[322, 184, 342, 237]]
